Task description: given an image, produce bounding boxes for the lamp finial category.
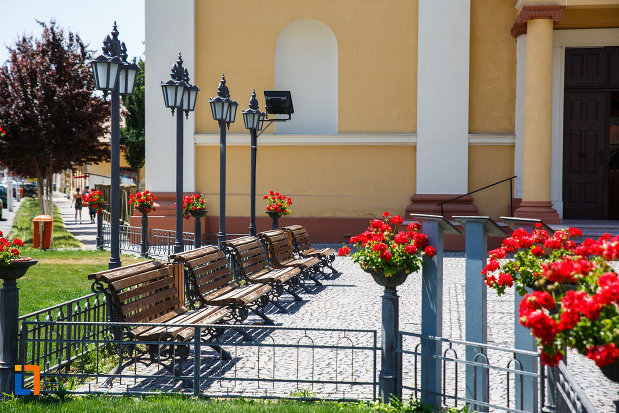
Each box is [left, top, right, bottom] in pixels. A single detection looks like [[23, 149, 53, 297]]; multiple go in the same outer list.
[[217, 74, 229, 98], [248, 89, 259, 110]]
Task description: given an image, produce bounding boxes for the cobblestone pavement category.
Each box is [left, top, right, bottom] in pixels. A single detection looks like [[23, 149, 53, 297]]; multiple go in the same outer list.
[[75, 255, 619, 411]]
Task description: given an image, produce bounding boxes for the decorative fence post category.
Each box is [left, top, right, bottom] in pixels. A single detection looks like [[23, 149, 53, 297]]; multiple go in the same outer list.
[[454, 216, 507, 411], [501, 216, 554, 413], [140, 211, 148, 258], [96, 212, 103, 249], [0, 259, 37, 397], [411, 214, 461, 409]]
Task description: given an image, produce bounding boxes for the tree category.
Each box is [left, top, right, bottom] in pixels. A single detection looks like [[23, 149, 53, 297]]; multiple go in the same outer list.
[[120, 59, 145, 186], [0, 20, 110, 213]]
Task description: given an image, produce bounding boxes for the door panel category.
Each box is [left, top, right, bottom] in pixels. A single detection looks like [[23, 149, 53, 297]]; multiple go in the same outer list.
[[563, 92, 608, 219]]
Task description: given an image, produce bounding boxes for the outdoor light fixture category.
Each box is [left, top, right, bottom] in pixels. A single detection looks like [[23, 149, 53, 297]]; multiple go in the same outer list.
[[209, 75, 239, 247], [90, 54, 122, 92], [209, 75, 238, 126], [264, 90, 294, 120], [161, 53, 199, 254], [90, 22, 139, 269], [117, 44, 139, 95], [242, 90, 265, 131]]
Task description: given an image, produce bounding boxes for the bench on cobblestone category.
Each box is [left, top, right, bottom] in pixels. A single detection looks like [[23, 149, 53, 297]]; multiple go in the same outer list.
[[224, 236, 303, 312], [282, 225, 339, 276], [171, 246, 275, 325], [258, 230, 323, 286], [89, 260, 231, 373]]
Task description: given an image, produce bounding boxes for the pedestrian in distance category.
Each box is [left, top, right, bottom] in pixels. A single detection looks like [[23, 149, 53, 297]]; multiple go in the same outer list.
[[71, 188, 83, 223]]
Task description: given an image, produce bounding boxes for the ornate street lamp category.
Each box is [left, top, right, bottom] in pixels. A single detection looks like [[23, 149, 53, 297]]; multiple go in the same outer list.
[[90, 22, 139, 269], [242, 90, 265, 236], [209, 75, 238, 247], [161, 53, 199, 254]]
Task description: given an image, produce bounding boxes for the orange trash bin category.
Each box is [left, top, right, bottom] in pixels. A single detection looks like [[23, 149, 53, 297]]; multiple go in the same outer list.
[[33, 215, 53, 249]]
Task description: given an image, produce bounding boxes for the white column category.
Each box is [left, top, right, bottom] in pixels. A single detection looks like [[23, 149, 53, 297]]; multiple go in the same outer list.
[[145, 0, 196, 192], [416, 0, 471, 194]]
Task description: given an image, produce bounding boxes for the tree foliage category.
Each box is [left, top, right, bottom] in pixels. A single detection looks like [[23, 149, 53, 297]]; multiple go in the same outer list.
[[0, 20, 110, 210], [120, 59, 145, 172]]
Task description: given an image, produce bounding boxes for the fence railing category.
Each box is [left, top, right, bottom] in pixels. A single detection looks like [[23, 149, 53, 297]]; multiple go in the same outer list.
[[555, 361, 598, 413], [399, 331, 543, 413], [100, 223, 248, 259], [18, 293, 109, 372], [19, 321, 378, 400]]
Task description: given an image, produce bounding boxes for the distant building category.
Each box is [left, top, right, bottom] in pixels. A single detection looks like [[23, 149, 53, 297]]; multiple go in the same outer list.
[[144, 0, 619, 242]]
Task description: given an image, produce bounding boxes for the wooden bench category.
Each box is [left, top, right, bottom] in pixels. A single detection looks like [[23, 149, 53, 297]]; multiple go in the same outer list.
[[171, 246, 275, 326], [282, 225, 339, 276], [89, 260, 231, 372], [224, 236, 303, 312], [258, 230, 323, 286]]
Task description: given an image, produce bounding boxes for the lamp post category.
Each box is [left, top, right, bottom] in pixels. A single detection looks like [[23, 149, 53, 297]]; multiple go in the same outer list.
[[90, 23, 139, 269], [161, 54, 199, 254], [209, 75, 238, 248], [242, 90, 265, 236]]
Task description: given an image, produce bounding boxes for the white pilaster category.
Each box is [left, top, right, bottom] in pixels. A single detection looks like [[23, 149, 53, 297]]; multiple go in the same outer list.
[[145, 0, 196, 192], [514, 35, 526, 200], [416, 0, 470, 195]]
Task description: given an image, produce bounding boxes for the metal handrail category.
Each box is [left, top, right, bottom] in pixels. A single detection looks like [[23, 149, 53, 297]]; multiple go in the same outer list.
[[437, 175, 516, 217]]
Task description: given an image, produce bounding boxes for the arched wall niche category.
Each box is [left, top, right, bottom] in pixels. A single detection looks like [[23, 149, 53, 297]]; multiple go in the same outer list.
[[274, 19, 338, 134]]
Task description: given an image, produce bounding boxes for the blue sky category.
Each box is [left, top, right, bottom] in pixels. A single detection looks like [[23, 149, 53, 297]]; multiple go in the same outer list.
[[0, 0, 145, 64]]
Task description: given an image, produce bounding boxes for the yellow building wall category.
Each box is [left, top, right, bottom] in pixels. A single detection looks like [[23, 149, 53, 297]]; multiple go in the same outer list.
[[557, 7, 619, 29], [468, 146, 515, 218], [195, 145, 416, 217], [469, 0, 518, 133], [194, 0, 418, 135]]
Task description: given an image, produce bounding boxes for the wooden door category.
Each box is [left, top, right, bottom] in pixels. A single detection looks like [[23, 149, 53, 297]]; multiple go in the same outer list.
[[563, 92, 609, 219]]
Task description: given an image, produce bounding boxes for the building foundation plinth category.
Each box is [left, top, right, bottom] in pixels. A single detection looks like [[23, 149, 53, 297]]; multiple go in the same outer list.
[[406, 194, 478, 220], [514, 201, 560, 224]]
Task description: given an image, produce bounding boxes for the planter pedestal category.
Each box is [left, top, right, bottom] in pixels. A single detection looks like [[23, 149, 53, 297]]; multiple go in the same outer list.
[[267, 211, 282, 230], [0, 259, 37, 397]]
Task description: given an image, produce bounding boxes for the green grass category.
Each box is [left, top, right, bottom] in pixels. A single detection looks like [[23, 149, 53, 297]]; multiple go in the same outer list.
[[18, 249, 145, 316], [0, 395, 459, 413], [9, 198, 81, 249]]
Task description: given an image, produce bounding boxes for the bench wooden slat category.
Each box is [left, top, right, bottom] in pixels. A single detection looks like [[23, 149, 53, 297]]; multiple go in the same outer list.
[[115, 276, 174, 303], [120, 284, 178, 315], [109, 268, 170, 292], [124, 296, 181, 323], [197, 275, 234, 295], [170, 246, 220, 263], [88, 260, 164, 282]]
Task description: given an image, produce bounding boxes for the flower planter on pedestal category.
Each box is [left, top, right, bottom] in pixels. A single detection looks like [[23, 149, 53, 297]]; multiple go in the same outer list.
[[266, 211, 282, 230], [190, 209, 207, 249], [0, 259, 38, 397], [601, 360, 619, 383]]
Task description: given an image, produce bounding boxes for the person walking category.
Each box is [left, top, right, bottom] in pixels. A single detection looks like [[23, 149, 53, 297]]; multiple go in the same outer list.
[[72, 188, 83, 223]]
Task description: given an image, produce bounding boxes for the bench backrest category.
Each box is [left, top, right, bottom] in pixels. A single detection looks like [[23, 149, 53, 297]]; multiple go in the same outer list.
[[258, 230, 295, 268], [171, 246, 234, 305], [88, 260, 183, 323], [282, 225, 313, 254], [224, 236, 270, 278]]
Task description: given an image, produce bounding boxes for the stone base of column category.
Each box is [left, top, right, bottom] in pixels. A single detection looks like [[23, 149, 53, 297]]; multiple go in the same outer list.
[[405, 194, 478, 219], [514, 201, 560, 224]]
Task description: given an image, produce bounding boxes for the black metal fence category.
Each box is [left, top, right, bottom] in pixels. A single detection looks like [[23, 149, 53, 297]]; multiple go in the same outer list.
[[19, 321, 378, 400], [556, 361, 598, 413], [18, 293, 109, 372], [100, 223, 248, 259]]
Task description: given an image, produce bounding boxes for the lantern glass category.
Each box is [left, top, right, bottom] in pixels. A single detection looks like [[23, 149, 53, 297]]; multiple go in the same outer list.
[[243, 111, 259, 130], [257, 112, 265, 131], [91, 58, 121, 91], [162, 83, 178, 108], [209, 98, 224, 121], [183, 86, 198, 112], [119, 64, 138, 95], [227, 101, 238, 124]]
